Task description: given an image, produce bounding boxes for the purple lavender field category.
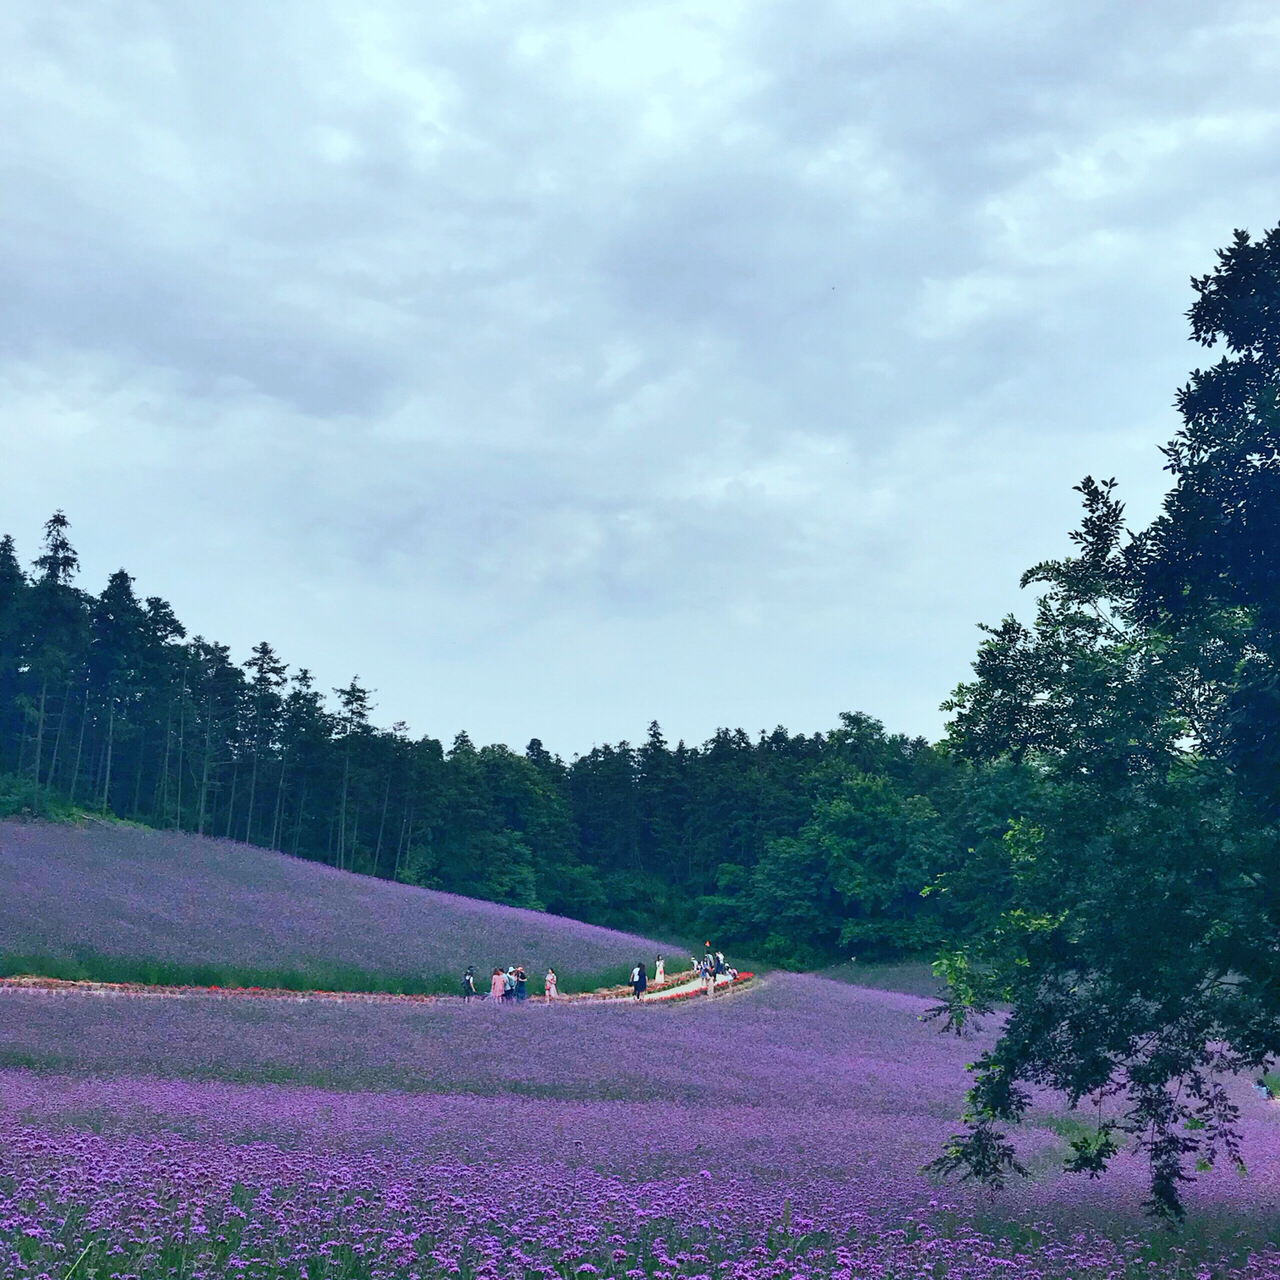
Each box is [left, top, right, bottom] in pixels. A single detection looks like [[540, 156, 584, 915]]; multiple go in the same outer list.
[[6, 827, 1280, 1278], [7, 976, 1280, 1278], [0, 820, 680, 989]]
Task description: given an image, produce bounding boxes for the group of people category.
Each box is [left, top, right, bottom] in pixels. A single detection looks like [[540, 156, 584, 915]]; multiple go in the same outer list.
[[628, 954, 680, 998], [632, 947, 736, 999], [695, 948, 737, 996], [459, 964, 559, 1002], [459, 947, 732, 1004]]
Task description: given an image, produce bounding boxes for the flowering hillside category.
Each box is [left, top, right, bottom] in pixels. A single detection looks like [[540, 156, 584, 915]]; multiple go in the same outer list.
[[0, 820, 682, 990], [5, 822, 1280, 1277]]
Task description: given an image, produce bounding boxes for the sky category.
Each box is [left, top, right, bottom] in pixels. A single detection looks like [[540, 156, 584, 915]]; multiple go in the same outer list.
[[3, 1, 1279, 756]]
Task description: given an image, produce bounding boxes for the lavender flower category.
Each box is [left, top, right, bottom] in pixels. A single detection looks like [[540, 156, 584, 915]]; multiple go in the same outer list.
[[6, 822, 1280, 1277]]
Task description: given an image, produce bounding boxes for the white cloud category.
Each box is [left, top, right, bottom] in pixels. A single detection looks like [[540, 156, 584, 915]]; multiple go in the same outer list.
[[1, 0, 1277, 751]]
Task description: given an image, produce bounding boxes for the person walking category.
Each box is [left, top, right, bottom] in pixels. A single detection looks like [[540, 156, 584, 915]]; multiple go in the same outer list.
[[489, 968, 505, 1001], [544, 966, 558, 1000], [630, 961, 647, 1000], [515, 965, 528, 1002], [702, 955, 715, 998], [461, 966, 477, 1002], [655, 955, 665, 986]]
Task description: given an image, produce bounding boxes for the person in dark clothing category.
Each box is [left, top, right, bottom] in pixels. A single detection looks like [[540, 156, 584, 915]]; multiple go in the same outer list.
[[461, 967, 477, 1002], [630, 961, 646, 1000], [515, 965, 528, 1002]]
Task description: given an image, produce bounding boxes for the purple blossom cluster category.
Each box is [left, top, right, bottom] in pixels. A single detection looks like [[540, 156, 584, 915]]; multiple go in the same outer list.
[[0, 971, 983, 1106], [6, 976, 1280, 1197], [5, 1098, 1279, 1280], [0, 1062, 997, 1196], [0, 820, 678, 980], [7, 826, 1280, 1277]]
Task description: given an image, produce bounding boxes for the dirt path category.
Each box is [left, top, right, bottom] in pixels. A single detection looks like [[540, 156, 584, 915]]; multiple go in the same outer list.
[[0, 969, 753, 1007], [641, 970, 737, 1001]]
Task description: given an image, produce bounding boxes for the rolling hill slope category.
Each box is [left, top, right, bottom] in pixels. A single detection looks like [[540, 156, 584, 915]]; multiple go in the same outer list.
[[2, 819, 683, 992]]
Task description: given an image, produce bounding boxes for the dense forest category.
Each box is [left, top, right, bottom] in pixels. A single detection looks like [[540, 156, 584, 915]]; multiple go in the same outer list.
[[0, 518, 1005, 965]]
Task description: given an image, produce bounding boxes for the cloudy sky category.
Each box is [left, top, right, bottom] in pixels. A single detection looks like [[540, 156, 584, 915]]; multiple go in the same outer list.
[[2, 1, 1278, 754]]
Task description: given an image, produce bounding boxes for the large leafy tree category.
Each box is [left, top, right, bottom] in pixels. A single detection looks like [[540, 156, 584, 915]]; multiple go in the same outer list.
[[750, 770, 942, 966], [934, 225, 1280, 1218]]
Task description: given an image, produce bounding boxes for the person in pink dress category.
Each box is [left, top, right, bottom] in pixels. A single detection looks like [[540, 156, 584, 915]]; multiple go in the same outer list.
[[489, 968, 505, 1001], [544, 967, 558, 1000]]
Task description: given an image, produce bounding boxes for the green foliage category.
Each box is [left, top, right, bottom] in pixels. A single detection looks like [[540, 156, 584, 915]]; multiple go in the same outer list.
[[933, 223, 1280, 1218], [1062, 1123, 1121, 1177], [746, 773, 939, 966], [1, 520, 966, 967], [925, 1117, 1028, 1191], [0, 772, 87, 821]]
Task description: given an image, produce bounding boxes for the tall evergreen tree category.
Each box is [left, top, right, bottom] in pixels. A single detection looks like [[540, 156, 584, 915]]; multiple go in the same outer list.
[[25, 512, 86, 797], [242, 642, 288, 843]]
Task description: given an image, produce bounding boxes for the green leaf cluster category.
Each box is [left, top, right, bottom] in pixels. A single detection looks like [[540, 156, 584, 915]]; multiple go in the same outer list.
[[933, 224, 1280, 1218]]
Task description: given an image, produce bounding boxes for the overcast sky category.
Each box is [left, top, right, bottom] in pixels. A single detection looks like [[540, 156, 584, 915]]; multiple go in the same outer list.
[[2, 1, 1278, 754]]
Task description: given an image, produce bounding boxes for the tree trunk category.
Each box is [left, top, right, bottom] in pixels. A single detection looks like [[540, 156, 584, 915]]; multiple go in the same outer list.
[[292, 773, 308, 855], [174, 669, 188, 831], [373, 774, 391, 876], [197, 692, 214, 835], [153, 694, 173, 820], [46, 679, 71, 794], [32, 679, 47, 795], [100, 697, 115, 814], [245, 746, 259, 845], [337, 741, 351, 870], [132, 722, 148, 818], [224, 758, 239, 840], [269, 749, 288, 850], [69, 689, 89, 804], [393, 800, 414, 883]]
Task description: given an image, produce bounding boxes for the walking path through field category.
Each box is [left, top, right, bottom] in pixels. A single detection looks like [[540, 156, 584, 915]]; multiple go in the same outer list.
[[0, 969, 751, 1007], [641, 970, 737, 1000]]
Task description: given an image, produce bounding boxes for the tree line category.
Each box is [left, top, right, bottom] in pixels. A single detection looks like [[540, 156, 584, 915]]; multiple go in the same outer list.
[[0, 527, 998, 965]]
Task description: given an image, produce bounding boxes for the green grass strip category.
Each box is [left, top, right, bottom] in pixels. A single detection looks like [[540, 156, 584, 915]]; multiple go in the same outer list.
[[0, 950, 639, 998]]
